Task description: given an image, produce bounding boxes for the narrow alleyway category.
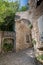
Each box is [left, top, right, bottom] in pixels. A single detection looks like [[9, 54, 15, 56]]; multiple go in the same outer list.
[[0, 48, 36, 65]]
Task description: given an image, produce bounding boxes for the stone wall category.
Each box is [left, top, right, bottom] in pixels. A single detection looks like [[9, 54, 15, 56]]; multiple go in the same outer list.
[[0, 31, 15, 52], [15, 19, 32, 52], [29, 0, 43, 48], [29, 1, 43, 62], [33, 1, 43, 49]]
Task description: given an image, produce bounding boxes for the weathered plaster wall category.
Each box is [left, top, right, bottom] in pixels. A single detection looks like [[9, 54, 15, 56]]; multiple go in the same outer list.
[[15, 20, 32, 51], [33, 2, 43, 48], [29, 0, 43, 48]]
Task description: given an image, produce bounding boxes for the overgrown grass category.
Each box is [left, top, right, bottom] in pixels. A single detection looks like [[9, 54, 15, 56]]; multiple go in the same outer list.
[[37, 55, 43, 60]]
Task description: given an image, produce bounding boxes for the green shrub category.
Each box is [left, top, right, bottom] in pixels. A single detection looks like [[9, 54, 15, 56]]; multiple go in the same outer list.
[[21, 6, 27, 11], [37, 55, 43, 60], [18, 6, 28, 11], [29, 24, 33, 29], [3, 43, 13, 52], [32, 39, 36, 45]]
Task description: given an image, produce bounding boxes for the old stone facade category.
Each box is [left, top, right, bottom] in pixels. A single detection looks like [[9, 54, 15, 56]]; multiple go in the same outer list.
[[29, 0, 43, 56], [15, 19, 32, 51], [0, 11, 32, 53], [15, 11, 32, 52], [0, 31, 15, 53]]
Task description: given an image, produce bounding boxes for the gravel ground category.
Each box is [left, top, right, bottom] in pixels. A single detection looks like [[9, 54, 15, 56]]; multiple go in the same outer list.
[[0, 48, 36, 65]]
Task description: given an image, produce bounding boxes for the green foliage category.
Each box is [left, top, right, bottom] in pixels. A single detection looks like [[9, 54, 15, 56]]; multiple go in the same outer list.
[[21, 6, 27, 11], [0, 13, 15, 31], [37, 54, 43, 60], [29, 24, 33, 29], [32, 39, 36, 45], [18, 6, 28, 11], [0, 0, 19, 31], [3, 43, 13, 52]]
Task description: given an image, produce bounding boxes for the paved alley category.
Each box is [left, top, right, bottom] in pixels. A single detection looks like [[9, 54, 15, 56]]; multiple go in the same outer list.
[[0, 48, 36, 65]]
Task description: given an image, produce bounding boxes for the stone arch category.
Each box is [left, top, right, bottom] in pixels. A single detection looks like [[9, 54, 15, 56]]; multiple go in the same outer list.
[[2, 37, 14, 52], [20, 18, 31, 24], [15, 18, 33, 51]]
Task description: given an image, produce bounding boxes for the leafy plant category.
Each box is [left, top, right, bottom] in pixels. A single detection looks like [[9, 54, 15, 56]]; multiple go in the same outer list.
[[21, 6, 27, 11], [29, 24, 33, 29], [3, 43, 13, 52], [18, 6, 28, 11], [32, 39, 36, 45], [0, 0, 19, 31], [37, 54, 43, 60], [0, 13, 15, 31]]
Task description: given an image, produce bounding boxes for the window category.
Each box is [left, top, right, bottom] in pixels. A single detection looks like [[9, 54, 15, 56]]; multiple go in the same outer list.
[[36, 0, 43, 7], [26, 34, 29, 43], [38, 15, 43, 34]]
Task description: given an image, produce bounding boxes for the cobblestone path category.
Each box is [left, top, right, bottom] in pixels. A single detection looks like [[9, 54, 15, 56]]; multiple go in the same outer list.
[[0, 48, 36, 65]]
